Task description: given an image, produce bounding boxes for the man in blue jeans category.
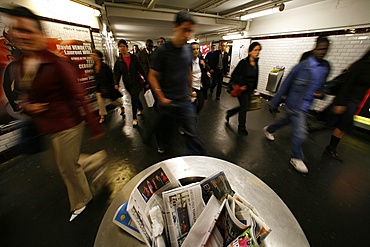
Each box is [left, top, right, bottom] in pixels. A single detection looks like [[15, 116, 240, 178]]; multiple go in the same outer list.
[[263, 36, 331, 173], [148, 10, 205, 155]]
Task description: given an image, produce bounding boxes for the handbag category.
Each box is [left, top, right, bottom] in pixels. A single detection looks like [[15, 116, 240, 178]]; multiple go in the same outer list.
[[230, 84, 243, 97], [144, 89, 155, 107]]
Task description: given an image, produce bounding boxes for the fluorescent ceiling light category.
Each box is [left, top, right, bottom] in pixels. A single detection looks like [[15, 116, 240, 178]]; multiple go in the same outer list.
[[241, 4, 284, 20], [222, 33, 245, 40]]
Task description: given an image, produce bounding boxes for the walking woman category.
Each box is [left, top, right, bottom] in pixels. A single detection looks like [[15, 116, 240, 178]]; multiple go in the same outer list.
[[325, 48, 370, 161], [91, 49, 124, 123], [113, 39, 146, 126], [226, 42, 262, 135]]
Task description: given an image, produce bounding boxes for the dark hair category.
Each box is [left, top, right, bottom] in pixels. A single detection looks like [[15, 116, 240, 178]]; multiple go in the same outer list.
[[92, 49, 103, 59], [118, 39, 128, 47], [174, 10, 196, 26], [159, 37, 166, 42], [9, 6, 43, 31], [133, 44, 139, 50], [191, 42, 199, 46], [146, 39, 154, 46], [248, 42, 261, 53], [316, 35, 330, 46]]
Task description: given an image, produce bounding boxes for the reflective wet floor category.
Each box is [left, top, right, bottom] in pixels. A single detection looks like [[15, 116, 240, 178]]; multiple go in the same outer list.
[[1, 88, 370, 246]]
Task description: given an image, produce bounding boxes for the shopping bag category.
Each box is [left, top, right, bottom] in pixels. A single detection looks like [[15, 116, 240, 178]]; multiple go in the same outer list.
[[144, 89, 155, 107]]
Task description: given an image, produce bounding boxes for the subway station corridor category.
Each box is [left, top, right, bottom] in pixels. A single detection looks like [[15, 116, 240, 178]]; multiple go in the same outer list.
[[1, 88, 370, 247]]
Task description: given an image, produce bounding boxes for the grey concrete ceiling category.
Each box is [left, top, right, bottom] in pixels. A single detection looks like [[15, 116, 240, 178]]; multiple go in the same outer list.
[[91, 0, 323, 44]]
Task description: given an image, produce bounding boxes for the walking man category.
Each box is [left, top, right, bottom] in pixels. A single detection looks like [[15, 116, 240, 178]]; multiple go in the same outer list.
[[263, 36, 331, 173], [148, 10, 205, 155]]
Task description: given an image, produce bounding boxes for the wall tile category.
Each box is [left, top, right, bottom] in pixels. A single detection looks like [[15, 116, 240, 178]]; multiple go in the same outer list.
[[256, 33, 369, 108]]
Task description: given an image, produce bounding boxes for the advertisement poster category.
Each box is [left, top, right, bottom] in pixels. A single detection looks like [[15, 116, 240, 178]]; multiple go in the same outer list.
[[229, 39, 250, 74], [200, 44, 210, 59], [0, 12, 94, 126]]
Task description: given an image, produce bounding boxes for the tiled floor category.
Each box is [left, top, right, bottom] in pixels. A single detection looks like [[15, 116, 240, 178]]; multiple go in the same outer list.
[[1, 88, 369, 247]]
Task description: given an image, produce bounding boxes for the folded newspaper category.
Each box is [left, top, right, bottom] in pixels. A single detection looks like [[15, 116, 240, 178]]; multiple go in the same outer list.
[[162, 182, 205, 247], [126, 162, 181, 246]]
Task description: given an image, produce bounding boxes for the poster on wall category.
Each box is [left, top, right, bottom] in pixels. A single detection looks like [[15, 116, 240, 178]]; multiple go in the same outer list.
[[229, 39, 250, 74], [200, 44, 210, 59], [0, 12, 94, 126]]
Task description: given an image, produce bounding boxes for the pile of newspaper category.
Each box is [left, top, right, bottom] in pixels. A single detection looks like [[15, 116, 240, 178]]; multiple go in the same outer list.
[[113, 162, 271, 247]]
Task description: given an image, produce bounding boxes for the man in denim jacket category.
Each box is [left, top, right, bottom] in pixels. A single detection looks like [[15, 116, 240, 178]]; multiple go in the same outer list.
[[263, 37, 331, 173]]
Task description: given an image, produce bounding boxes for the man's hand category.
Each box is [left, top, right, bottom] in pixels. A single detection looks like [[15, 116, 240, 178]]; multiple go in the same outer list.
[[269, 107, 280, 115], [114, 85, 119, 90], [24, 103, 49, 115], [240, 85, 247, 91], [158, 97, 172, 106]]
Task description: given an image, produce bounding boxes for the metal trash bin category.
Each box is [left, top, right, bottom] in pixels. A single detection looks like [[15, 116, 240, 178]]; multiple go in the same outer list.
[[266, 66, 285, 93]]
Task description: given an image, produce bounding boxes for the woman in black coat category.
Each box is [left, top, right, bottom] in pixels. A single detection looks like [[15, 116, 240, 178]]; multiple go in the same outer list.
[[114, 39, 147, 127], [226, 42, 262, 135], [325, 48, 370, 161], [91, 49, 124, 124]]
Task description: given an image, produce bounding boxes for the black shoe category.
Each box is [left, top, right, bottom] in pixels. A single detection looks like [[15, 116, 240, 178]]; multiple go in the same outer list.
[[238, 129, 249, 135], [324, 146, 343, 162]]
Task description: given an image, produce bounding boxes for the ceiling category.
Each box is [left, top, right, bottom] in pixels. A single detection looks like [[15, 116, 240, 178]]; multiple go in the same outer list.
[[81, 0, 323, 45]]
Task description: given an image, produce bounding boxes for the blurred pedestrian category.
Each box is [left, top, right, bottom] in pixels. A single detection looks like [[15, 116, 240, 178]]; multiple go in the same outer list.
[[132, 44, 140, 55], [191, 42, 210, 113], [113, 39, 147, 126], [148, 10, 205, 155], [91, 49, 124, 123], [324, 48, 370, 161], [263, 36, 331, 173], [137, 39, 154, 75], [226, 42, 262, 135], [7, 6, 103, 221], [157, 37, 166, 46], [209, 41, 230, 100]]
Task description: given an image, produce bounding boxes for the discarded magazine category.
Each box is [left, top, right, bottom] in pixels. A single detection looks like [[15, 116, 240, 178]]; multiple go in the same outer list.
[[113, 201, 144, 242], [112, 166, 271, 247]]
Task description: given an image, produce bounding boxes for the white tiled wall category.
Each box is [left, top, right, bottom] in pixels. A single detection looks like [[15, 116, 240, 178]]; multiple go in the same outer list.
[[256, 33, 370, 111], [0, 128, 21, 153]]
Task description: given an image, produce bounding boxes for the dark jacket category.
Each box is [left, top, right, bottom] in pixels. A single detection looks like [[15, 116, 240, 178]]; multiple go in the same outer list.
[[94, 62, 122, 101], [270, 56, 330, 113], [210, 50, 229, 75], [199, 57, 211, 88], [9, 49, 101, 136], [113, 54, 147, 95], [136, 49, 152, 75], [230, 57, 259, 92], [335, 59, 370, 106]]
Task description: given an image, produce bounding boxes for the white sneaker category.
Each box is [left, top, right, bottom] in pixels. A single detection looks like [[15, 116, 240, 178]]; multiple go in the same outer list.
[[263, 126, 275, 141], [290, 158, 308, 173]]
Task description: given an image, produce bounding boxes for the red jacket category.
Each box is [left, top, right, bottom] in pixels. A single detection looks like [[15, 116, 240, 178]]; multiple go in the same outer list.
[[13, 50, 102, 136]]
